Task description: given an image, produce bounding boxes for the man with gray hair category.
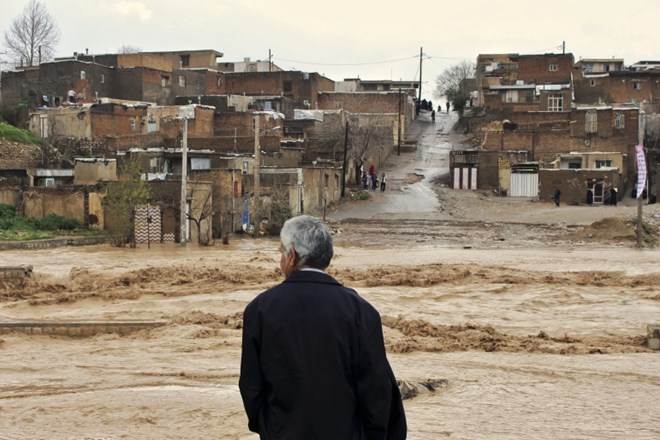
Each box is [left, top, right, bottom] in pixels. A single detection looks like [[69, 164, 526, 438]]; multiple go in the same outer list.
[[240, 215, 407, 439]]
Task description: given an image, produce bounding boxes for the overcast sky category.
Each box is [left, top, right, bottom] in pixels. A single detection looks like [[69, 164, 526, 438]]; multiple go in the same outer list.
[[2, 0, 660, 100]]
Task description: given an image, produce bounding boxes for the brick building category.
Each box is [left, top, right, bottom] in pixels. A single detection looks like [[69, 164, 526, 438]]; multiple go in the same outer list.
[[221, 71, 335, 110], [476, 53, 575, 114]]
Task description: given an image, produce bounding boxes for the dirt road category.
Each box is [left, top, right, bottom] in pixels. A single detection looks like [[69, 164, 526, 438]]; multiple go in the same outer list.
[[1, 109, 659, 439]]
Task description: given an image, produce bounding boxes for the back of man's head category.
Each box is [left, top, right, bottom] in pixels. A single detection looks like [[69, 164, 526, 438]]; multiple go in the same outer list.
[[280, 215, 333, 270]]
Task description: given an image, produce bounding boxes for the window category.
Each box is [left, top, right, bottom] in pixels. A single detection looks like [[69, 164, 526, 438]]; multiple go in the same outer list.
[[586, 110, 598, 133], [595, 159, 612, 169], [633, 81, 642, 90], [615, 112, 625, 129], [547, 93, 563, 112], [180, 55, 190, 67], [283, 80, 292, 92], [161, 75, 169, 87], [504, 90, 518, 103], [130, 119, 137, 131], [80, 70, 86, 79], [568, 161, 581, 169], [100, 73, 105, 84], [549, 64, 558, 72], [179, 75, 186, 87], [149, 158, 161, 173], [324, 174, 329, 188], [590, 79, 596, 87], [191, 158, 211, 170], [216, 75, 222, 87], [584, 64, 593, 73]]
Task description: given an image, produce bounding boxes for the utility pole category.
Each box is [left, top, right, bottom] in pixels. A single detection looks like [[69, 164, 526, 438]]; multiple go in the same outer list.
[[341, 121, 349, 198], [180, 118, 188, 246], [418, 47, 423, 104], [268, 49, 272, 72], [397, 88, 402, 156], [562, 41, 565, 54], [253, 114, 260, 221]]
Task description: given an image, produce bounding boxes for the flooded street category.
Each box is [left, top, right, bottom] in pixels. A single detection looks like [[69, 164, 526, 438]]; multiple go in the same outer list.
[[1, 110, 659, 439]]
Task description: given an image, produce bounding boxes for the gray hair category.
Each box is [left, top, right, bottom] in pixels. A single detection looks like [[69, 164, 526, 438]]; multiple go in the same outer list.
[[280, 215, 333, 269]]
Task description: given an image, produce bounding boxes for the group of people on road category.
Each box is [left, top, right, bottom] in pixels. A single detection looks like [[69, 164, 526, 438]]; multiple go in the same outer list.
[[430, 101, 452, 122], [604, 186, 618, 205], [362, 164, 387, 192]]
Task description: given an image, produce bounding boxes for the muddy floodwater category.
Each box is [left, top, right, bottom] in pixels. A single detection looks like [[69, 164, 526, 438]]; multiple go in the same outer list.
[[1, 235, 659, 440]]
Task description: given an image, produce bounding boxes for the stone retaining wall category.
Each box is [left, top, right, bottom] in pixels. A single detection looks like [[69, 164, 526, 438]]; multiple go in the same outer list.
[[0, 236, 108, 251], [0, 321, 166, 337], [0, 265, 33, 287]]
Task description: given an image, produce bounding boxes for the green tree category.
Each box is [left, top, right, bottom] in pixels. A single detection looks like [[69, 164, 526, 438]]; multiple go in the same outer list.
[[104, 156, 151, 247], [433, 60, 475, 116], [3, 0, 61, 67]]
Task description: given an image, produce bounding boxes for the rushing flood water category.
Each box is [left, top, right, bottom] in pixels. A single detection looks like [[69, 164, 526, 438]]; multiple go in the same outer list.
[[1, 238, 658, 439]]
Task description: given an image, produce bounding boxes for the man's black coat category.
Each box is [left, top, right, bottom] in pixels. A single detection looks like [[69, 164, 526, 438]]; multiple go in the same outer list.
[[239, 269, 407, 440]]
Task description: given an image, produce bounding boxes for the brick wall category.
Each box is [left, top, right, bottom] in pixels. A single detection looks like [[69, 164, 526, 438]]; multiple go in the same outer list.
[[317, 92, 400, 113], [91, 105, 147, 140], [539, 169, 621, 204], [575, 72, 660, 105], [517, 54, 574, 84], [222, 71, 334, 108]]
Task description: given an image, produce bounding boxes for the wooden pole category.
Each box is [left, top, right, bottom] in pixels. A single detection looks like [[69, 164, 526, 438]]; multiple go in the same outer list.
[[254, 114, 260, 202], [341, 121, 349, 198], [397, 88, 402, 156], [418, 47, 423, 104], [180, 118, 188, 246]]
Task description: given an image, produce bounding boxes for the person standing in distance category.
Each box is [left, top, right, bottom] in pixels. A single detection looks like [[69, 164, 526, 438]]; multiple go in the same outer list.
[[240, 215, 407, 440]]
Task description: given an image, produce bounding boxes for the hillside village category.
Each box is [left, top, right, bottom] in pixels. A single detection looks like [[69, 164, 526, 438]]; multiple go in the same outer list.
[[0, 49, 658, 245]]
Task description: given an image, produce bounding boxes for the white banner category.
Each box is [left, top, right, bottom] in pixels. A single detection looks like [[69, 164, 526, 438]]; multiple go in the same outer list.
[[635, 144, 646, 199]]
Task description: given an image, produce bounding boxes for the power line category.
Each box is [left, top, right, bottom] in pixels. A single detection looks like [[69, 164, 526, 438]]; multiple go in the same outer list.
[[271, 54, 418, 67], [526, 43, 565, 54], [425, 54, 467, 61]]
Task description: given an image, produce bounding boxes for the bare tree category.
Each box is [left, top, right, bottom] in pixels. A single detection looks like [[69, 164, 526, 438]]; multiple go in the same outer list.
[[186, 175, 215, 246], [433, 60, 475, 116], [343, 113, 394, 185], [118, 45, 142, 54], [312, 111, 394, 185], [3, 0, 61, 67]]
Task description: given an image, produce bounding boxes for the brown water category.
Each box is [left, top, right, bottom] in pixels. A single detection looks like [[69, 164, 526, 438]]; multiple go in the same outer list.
[[1, 237, 659, 439]]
